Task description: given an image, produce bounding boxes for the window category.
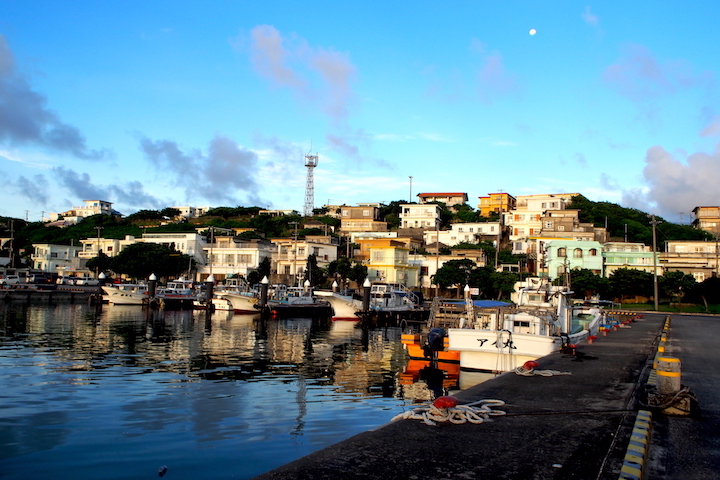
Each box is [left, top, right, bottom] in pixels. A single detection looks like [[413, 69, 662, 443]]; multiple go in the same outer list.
[[545, 221, 553, 229], [558, 248, 566, 257], [589, 249, 598, 256], [574, 248, 583, 258], [363, 209, 370, 217]]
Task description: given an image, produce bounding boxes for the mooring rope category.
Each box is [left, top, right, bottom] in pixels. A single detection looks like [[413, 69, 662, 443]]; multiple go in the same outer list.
[[392, 399, 506, 426], [514, 365, 572, 376]]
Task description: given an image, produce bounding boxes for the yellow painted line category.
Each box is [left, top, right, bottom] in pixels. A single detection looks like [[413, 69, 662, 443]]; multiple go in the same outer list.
[[657, 371, 681, 377], [657, 356, 680, 363]]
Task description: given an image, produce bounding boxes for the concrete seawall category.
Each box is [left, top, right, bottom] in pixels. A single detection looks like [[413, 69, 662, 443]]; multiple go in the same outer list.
[[254, 313, 665, 480], [1, 286, 98, 304]]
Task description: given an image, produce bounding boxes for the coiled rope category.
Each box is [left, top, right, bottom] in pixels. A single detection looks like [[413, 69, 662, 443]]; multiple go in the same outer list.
[[391, 399, 506, 426], [514, 363, 572, 377]]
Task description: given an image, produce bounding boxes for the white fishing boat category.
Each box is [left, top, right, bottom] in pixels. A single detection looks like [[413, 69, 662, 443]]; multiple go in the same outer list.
[[447, 278, 604, 372], [263, 285, 333, 318], [102, 283, 149, 305], [368, 283, 419, 312], [314, 290, 359, 320], [156, 278, 196, 300]]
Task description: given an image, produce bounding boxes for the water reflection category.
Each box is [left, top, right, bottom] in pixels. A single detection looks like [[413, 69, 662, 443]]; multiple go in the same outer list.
[[2, 303, 465, 480]]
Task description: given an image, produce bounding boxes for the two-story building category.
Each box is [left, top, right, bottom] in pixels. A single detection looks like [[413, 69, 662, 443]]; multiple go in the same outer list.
[[31, 244, 84, 273], [423, 222, 502, 247], [271, 235, 338, 285], [200, 237, 275, 282], [478, 192, 517, 217], [399, 204, 441, 230], [338, 204, 388, 234], [49, 200, 121, 224], [362, 238, 419, 287], [603, 242, 659, 277], [543, 239, 604, 280], [661, 240, 719, 282], [172, 206, 212, 219], [417, 192, 468, 207]]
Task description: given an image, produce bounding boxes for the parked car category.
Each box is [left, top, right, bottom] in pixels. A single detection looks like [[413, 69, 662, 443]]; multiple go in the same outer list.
[[56, 276, 76, 285], [0, 275, 21, 285], [74, 276, 100, 286], [27, 274, 53, 284]]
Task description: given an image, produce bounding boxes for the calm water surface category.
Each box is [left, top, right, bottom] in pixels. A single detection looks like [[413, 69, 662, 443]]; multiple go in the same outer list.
[[0, 303, 487, 479]]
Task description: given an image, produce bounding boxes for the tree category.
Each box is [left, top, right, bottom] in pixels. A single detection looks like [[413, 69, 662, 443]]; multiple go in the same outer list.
[[432, 259, 476, 289], [111, 243, 191, 280], [490, 271, 519, 300], [86, 251, 112, 275], [348, 263, 368, 285], [567, 268, 610, 300], [608, 268, 654, 302], [328, 257, 353, 280], [159, 207, 181, 219], [303, 254, 327, 286], [660, 270, 697, 303]]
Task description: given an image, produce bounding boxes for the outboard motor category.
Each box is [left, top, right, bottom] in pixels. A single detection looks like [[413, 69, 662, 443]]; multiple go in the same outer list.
[[423, 328, 446, 359]]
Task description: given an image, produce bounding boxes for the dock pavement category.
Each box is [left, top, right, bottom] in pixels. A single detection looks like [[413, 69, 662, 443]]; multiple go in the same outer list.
[[254, 313, 667, 480], [647, 313, 720, 479]]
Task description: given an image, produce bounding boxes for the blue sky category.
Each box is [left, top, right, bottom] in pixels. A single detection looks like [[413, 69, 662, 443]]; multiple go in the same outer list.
[[1, 2, 719, 224]]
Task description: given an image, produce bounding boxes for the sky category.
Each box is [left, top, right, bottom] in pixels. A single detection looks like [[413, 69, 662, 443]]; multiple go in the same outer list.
[[1, 2, 719, 224]]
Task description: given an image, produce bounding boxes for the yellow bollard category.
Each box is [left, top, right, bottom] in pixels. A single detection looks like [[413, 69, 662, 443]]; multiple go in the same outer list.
[[656, 356, 681, 395]]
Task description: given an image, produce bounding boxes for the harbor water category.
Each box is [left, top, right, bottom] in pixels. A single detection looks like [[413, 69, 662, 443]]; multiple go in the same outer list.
[[0, 303, 488, 479]]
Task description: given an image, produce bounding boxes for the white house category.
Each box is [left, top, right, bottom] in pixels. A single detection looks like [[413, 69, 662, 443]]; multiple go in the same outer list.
[[31, 244, 84, 273], [424, 222, 501, 247], [199, 237, 275, 281], [399, 204, 441, 230]]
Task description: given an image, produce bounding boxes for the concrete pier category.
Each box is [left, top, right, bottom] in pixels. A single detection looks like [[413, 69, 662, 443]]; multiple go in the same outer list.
[[254, 313, 666, 480]]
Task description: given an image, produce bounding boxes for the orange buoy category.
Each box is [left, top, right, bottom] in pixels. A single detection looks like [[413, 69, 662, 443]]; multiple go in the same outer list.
[[523, 360, 539, 370], [433, 396, 458, 409]]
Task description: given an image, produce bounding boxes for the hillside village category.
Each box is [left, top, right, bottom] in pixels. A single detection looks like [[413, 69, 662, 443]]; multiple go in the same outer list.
[[2, 193, 720, 301]]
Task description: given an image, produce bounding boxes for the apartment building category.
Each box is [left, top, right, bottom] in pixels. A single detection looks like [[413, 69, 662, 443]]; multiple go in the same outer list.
[[399, 204, 441, 230], [424, 222, 502, 247], [338, 205, 388, 233], [692, 206, 720, 237], [31, 244, 83, 273], [603, 242, 658, 277], [661, 240, 720, 282], [478, 192, 517, 217], [417, 192, 468, 207]]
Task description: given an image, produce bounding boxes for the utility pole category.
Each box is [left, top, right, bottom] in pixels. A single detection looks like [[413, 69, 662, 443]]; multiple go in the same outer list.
[[649, 215, 661, 311], [408, 176, 413, 203], [95, 226, 103, 278]]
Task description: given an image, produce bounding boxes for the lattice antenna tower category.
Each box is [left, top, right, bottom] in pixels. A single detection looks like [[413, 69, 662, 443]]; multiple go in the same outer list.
[[303, 150, 319, 217]]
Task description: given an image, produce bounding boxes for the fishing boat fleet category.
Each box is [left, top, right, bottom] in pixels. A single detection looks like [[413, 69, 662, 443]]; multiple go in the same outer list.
[[100, 275, 616, 374]]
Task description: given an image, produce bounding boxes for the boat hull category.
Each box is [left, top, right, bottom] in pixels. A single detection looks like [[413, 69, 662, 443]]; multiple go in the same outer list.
[[448, 310, 601, 372], [101, 285, 147, 305], [218, 292, 260, 313], [314, 291, 360, 320]]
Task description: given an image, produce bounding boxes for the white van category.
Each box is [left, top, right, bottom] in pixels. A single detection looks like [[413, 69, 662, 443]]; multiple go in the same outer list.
[[0, 275, 21, 285]]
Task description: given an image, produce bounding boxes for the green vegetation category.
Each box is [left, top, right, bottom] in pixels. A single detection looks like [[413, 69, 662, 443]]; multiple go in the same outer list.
[[110, 243, 192, 280], [567, 195, 711, 244]]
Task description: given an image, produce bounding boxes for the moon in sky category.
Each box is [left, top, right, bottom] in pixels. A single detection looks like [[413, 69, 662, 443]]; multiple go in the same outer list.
[[529, 28, 537, 35]]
